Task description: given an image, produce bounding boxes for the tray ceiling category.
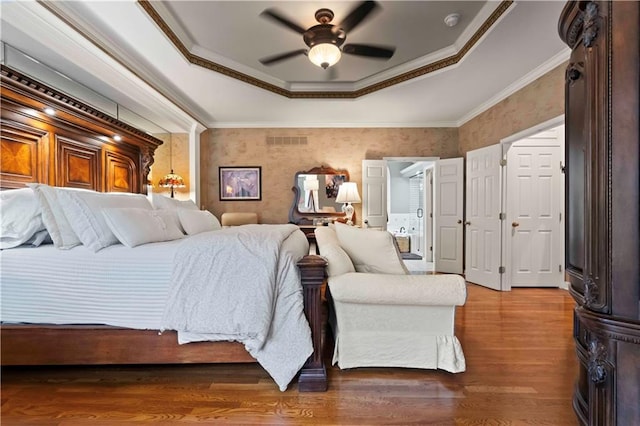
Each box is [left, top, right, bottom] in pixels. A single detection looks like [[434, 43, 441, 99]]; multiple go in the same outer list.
[[0, 1, 569, 131]]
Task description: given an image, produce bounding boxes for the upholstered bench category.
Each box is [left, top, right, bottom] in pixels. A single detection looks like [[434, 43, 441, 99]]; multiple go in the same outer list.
[[220, 212, 258, 227]]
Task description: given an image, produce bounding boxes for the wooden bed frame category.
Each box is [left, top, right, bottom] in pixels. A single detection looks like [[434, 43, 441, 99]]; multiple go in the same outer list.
[[0, 66, 328, 392]]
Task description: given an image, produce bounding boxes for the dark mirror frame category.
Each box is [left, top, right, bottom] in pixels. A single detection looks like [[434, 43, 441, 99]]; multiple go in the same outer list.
[[289, 165, 350, 225]]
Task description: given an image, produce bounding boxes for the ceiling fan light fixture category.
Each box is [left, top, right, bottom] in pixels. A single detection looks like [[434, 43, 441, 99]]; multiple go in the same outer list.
[[308, 43, 341, 69], [259, 2, 394, 68]]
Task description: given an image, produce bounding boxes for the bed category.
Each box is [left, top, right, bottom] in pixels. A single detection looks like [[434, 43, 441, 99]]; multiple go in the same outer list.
[[0, 66, 327, 392]]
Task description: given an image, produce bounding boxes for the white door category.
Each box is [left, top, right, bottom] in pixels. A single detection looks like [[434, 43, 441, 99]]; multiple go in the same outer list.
[[506, 145, 563, 287], [361, 160, 387, 229], [465, 145, 502, 290], [434, 158, 463, 274]]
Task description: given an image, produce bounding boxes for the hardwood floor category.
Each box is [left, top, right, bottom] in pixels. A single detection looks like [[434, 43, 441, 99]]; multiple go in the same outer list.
[[1, 284, 578, 425]]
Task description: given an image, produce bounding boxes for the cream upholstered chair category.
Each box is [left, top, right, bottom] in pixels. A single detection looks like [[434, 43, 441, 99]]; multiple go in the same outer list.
[[220, 212, 258, 227], [315, 223, 466, 373]]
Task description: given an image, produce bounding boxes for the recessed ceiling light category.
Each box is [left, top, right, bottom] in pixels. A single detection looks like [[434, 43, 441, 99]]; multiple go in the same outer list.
[[113, 135, 122, 141], [444, 13, 460, 27], [44, 107, 55, 115]]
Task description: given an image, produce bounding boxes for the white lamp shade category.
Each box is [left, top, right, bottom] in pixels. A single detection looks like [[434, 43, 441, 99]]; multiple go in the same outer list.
[[336, 182, 361, 204], [308, 43, 341, 69]]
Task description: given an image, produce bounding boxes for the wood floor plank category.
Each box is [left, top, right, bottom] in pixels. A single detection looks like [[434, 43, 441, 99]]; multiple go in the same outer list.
[[1, 284, 579, 425]]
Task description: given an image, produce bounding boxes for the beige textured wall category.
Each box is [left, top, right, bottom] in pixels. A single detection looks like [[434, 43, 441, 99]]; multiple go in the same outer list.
[[458, 62, 566, 156], [156, 64, 565, 221], [150, 133, 190, 200], [200, 128, 459, 224]]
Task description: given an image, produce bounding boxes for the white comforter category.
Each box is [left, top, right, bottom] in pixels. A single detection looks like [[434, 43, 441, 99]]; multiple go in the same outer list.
[[161, 224, 313, 391]]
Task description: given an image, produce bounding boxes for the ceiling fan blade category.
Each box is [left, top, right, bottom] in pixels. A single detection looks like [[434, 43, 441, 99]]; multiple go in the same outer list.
[[260, 9, 307, 34], [338, 1, 379, 33], [342, 43, 395, 59], [259, 49, 307, 66]]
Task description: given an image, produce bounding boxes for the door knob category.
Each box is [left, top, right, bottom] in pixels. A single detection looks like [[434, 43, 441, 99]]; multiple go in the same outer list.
[[457, 219, 462, 224], [465, 221, 471, 226], [512, 222, 520, 227]]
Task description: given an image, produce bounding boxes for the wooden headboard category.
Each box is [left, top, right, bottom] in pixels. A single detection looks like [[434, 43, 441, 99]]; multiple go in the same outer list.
[[0, 66, 162, 193]]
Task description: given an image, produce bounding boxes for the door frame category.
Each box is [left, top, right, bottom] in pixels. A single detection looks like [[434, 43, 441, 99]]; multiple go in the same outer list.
[[499, 115, 566, 291]]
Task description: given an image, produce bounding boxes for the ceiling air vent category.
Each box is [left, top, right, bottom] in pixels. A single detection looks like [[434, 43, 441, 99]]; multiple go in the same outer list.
[[266, 136, 308, 146]]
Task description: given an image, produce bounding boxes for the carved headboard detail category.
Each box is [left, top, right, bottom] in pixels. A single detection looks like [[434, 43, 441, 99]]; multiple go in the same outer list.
[[0, 66, 162, 193]]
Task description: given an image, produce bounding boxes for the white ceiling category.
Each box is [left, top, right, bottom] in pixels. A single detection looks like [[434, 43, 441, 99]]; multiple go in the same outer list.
[[0, 1, 569, 133], [155, 1, 486, 85]]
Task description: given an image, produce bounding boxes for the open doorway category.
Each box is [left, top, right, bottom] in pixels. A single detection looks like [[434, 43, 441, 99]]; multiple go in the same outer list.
[[362, 157, 464, 274], [386, 159, 436, 272]]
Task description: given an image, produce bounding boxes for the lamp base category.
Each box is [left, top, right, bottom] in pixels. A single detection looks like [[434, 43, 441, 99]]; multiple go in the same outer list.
[[344, 203, 355, 226]]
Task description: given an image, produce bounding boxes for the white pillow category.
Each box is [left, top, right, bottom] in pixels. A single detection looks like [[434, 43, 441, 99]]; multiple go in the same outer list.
[[151, 193, 199, 233], [27, 184, 82, 249], [0, 188, 45, 249], [314, 226, 355, 277], [334, 222, 409, 275], [102, 208, 184, 247], [56, 189, 153, 252], [177, 209, 222, 235]]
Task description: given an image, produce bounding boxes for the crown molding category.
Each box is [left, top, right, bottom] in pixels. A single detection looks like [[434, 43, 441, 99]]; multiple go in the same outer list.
[[34, 0, 206, 132], [138, 0, 514, 99], [208, 46, 570, 129], [7, 0, 562, 131], [207, 121, 459, 129], [352, 1, 509, 92], [1, 65, 163, 148], [457, 47, 571, 127]]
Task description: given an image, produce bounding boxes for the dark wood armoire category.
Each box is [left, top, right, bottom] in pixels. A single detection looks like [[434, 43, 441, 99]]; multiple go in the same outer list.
[[558, 1, 639, 425]]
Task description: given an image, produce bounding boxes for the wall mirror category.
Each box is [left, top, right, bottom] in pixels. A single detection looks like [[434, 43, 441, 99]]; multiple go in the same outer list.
[[289, 165, 350, 225]]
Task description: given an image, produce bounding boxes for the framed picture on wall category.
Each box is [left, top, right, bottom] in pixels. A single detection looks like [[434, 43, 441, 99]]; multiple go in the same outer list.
[[219, 166, 262, 201]]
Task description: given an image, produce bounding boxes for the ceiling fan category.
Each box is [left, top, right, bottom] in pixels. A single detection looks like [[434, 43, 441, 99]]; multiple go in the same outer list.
[[259, 1, 395, 69]]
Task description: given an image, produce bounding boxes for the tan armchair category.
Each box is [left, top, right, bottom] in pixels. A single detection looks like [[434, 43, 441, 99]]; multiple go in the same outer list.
[[315, 223, 466, 373]]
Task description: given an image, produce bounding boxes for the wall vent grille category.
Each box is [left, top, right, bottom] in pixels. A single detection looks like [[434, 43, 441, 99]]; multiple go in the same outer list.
[[266, 136, 308, 146]]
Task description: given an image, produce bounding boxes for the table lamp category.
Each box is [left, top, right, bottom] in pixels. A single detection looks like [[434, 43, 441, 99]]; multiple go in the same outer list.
[[336, 182, 361, 226]]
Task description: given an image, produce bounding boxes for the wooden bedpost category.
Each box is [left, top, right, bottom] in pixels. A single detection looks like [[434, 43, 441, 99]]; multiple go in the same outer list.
[[297, 254, 328, 392]]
